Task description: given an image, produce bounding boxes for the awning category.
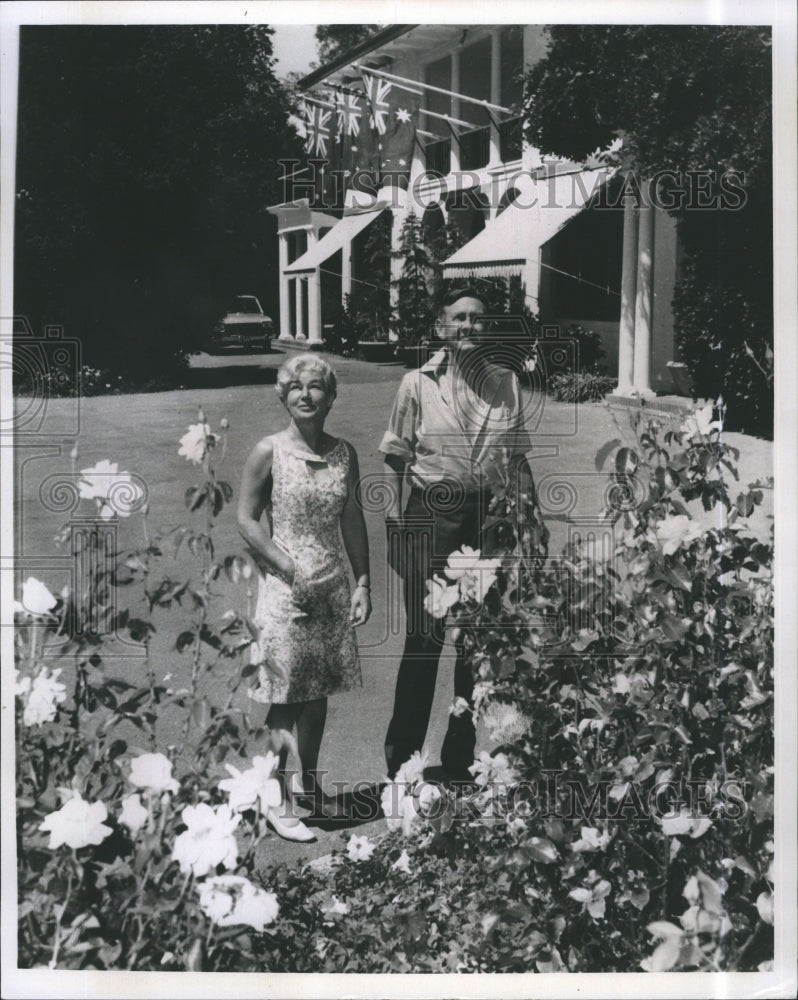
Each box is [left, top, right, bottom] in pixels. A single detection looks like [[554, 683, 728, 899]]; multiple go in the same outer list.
[[284, 205, 387, 275], [442, 169, 610, 279]]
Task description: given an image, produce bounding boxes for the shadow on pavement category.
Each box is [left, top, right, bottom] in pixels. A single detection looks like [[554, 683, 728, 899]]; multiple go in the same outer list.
[[183, 362, 278, 390], [303, 782, 387, 833]]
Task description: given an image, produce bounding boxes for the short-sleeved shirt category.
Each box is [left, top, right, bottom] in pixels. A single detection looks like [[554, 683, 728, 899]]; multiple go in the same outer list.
[[379, 349, 533, 492]]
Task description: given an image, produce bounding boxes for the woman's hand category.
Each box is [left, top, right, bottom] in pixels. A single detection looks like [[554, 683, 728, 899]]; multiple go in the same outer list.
[[249, 546, 295, 586], [349, 584, 372, 626]]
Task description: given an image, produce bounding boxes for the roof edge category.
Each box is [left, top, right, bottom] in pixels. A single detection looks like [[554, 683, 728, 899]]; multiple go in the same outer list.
[[299, 25, 418, 90]]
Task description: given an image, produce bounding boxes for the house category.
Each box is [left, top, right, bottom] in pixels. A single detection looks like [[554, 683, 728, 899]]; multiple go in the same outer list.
[[271, 24, 681, 397]]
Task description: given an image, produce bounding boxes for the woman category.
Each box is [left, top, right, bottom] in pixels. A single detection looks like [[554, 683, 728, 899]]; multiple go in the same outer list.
[[238, 354, 371, 841]]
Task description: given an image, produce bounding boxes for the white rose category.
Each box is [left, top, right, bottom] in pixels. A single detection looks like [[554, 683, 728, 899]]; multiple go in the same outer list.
[[655, 515, 703, 557], [22, 667, 67, 726], [346, 834, 376, 862], [197, 875, 279, 931], [17, 577, 57, 617], [178, 423, 218, 465], [129, 752, 180, 794], [39, 793, 112, 850], [118, 793, 150, 835], [423, 575, 460, 618], [172, 803, 240, 878]]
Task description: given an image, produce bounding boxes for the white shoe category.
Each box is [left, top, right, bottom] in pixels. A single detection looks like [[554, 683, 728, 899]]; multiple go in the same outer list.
[[266, 806, 316, 843]]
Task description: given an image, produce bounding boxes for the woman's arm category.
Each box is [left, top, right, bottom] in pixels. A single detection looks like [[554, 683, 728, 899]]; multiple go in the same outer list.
[[236, 438, 295, 583], [340, 442, 371, 626]]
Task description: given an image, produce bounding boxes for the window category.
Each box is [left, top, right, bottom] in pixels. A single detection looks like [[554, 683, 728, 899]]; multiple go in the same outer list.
[[423, 54, 451, 117], [459, 36, 492, 129], [500, 26, 524, 109]]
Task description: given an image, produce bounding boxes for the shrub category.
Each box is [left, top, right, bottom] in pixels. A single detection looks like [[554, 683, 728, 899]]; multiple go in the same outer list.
[[410, 401, 774, 972], [13, 361, 190, 398], [549, 371, 617, 402]]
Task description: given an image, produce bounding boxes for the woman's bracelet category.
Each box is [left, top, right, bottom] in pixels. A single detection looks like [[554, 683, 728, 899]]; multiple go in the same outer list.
[[355, 582, 371, 591]]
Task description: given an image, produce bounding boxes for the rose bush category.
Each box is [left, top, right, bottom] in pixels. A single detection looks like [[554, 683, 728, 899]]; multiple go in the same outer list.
[[14, 401, 774, 973]]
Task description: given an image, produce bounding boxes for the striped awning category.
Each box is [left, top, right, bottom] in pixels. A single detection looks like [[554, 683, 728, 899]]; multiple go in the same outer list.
[[442, 169, 610, 279], [284, 205, 387, 275]]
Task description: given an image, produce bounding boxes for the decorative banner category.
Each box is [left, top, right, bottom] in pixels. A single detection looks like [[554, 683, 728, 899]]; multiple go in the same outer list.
[[360, 70, 420, 181]]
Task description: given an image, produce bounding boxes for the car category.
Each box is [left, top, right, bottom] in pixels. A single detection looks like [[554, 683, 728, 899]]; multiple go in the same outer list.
[[208, 295, 273, 353]]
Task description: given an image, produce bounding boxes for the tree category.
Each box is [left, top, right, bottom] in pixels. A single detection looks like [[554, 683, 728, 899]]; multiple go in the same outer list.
[[15, 25, 303, 381], [314, 26, 382, 67], [392, 211, 436, 346], [523, 26, 773, 436], [343, 211, 392, 343]]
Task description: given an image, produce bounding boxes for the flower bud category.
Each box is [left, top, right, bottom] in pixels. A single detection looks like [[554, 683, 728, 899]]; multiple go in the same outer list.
[[185, 937, 203, 971], [220, 417, 229, 430], [69, 442, 79, 462], [197, 406, 206, 423]]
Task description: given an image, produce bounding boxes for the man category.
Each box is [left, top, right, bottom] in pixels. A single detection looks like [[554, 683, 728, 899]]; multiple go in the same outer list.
[[379, 287, 535, 781]]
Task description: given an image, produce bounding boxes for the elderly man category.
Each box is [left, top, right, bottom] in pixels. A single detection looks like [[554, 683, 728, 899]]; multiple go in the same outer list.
[[380, 287, 535, 781]]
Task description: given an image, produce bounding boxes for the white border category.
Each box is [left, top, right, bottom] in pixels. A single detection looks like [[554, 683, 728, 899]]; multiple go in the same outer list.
[[1, 2, 795, 998]]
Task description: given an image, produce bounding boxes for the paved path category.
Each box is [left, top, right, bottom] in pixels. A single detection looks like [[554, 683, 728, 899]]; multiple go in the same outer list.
[[14, 345, 773, 868]]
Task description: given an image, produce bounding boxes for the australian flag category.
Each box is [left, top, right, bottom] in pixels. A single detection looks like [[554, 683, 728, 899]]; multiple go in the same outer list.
[[360, 70, 421, 184]]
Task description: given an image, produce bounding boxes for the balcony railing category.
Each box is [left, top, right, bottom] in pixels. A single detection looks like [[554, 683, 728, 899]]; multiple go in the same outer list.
[[424, 138, 451, 177], [499, 115, 524, 163], [459, 125, 491, 171]]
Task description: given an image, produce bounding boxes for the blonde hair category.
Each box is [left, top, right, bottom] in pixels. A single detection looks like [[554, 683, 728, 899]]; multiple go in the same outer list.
[[275, 353, 337, 403]]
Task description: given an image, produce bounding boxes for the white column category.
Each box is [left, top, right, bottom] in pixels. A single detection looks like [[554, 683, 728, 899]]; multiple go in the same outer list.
[[341, 241, 352, 306], [613, 199, 639, 393], [632, 201, 655, 395], [277, 233, 291, 340], [489, 30, 502, 167], [450, 50, 461, 174], [303, 229, 322, 344], [294, 277, 306, 340], [307, 271, 322, 344]]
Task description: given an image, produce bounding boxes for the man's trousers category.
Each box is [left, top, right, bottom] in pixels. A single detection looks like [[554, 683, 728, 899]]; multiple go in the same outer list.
[[384, 485, 487, 779]]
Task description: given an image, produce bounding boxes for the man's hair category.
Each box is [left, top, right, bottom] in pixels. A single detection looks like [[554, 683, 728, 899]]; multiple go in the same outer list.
[[438, 286, 487, 311]]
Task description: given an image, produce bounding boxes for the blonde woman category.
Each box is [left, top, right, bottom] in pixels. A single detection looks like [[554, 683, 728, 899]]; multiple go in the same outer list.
[[238, 354, 371, 840]]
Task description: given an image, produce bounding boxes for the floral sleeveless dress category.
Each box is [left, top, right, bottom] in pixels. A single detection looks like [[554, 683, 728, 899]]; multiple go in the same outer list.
[[248, 435, 362, 704]]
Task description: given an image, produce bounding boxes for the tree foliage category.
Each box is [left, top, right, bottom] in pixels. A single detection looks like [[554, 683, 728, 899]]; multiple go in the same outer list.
[[314, 25, 382, 67], [523, 26, 773, 436], [15, 25, 303, 381]]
